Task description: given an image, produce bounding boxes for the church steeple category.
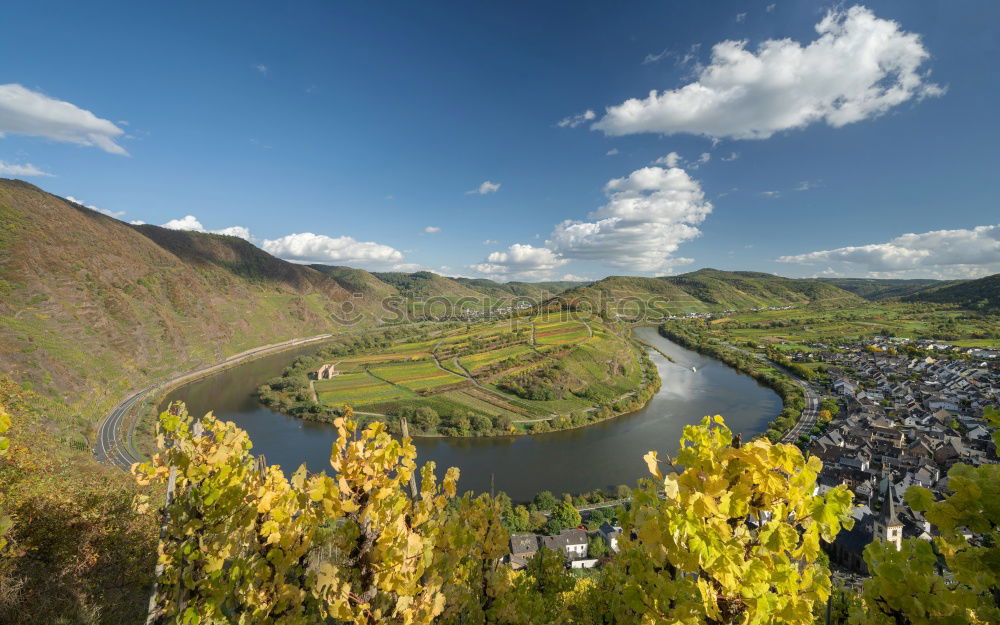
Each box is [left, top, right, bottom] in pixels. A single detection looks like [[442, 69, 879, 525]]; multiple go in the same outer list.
[[876, 485, 903, 550]]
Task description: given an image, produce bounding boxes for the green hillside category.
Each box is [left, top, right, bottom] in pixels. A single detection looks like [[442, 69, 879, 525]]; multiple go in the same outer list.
[[553, 268, 863, 316], [0, 179, 383, 442], [904, 273, 1000, 310], [816, 277, 946, 300]]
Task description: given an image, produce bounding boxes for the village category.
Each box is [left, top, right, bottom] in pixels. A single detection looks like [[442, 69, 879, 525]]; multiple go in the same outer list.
[[501, 334, 999, 577], [796, 336, 997, 577]]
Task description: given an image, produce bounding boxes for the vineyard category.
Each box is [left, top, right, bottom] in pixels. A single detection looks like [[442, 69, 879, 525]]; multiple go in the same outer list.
[[258, 312, 656, 435]]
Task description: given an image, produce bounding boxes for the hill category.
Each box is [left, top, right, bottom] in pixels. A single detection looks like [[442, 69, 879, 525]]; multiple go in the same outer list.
[[0, 179, 387, 443], [553, 268, 863, 315], [903, 273, 1000, 311], [0, 179, 584, 443], [815, 277, 946, 300]]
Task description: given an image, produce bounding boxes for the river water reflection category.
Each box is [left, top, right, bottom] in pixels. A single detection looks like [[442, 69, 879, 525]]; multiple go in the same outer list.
[[163, 325, 780, 501]]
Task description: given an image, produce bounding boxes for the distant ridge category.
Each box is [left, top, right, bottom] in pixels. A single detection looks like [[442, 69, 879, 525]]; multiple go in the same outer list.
[[903, 273, 999, 311], [552, 268, 865, 313]]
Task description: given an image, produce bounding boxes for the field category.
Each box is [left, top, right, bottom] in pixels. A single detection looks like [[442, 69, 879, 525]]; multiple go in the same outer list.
[[315, 372, 412, 404], [533, 318, 591, 345], [370, 360, 467, 391], [260, 312, 656, 434], [696, 303, 1000, 351]]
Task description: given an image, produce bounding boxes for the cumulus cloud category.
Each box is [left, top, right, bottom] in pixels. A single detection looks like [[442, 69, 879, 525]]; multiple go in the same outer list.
[[65, 195, 125, 218], [778, 225, 1000, 277], [160, 215, 255, 242], [0, 161, 52, 177], [473, 243, 568, 280], [655, 152, 682, 167], [255, 64, 269, 75], [721, 151, 740, 161], [556, 109, 595, 128], [735, 12, 747, 22], [593, 6, 942, 139], [561, 273, 592, 282], [766, 4, 777, 13], [547, 166, 711, 273], [424, 226, 441, 234], [606, 148, 619, 156], [0, 84, 127, 154], [467, 180, 501, 195], [262, 232, 404, 265]]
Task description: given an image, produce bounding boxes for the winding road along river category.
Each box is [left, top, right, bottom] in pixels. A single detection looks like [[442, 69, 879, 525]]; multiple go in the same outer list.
[[163, 326, 780, 501]]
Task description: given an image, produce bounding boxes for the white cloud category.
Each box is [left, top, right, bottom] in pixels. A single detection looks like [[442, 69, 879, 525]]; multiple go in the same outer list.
[[65, 195, 125, 218], [721, 151, 740, 161], [473, 243, 568, 280], [473, 165, 711, 277], [547, 166, 711, 273], [593, 6, 942, 140], [262, 232, 404, 265], [561, 273, 592, 282], [467, 180, 501, 195], [0, 84, 127, 154], [556, 109, 596, 128], [255, 64, 269, 75], [643, 49, 671, 65], [160, 215, 255, 242], [606, 148, 619, 156], [129, 220, 145, 225], [482, 239, 498, 246], [424, 226, 441, 234], [778, 225, 1000, 277], [697, 152, 711, 164], [162, 215, 205, 231], [760, 190, 781, 198], [735, 12, 747, 22], [766, 3, 777, 13], [0, 161, 52, 177], [654, 152, 682, 167]]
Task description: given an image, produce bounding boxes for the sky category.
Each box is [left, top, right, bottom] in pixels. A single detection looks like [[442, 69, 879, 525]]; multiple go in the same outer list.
[[1, 0, 998, 282]]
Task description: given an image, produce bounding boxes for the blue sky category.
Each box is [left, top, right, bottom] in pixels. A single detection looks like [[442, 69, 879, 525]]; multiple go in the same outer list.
[[1, 0, 997, 281]]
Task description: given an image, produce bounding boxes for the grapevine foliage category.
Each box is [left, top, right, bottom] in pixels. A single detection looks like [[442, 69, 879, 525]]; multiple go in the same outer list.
[[137, 408, 862, 625]]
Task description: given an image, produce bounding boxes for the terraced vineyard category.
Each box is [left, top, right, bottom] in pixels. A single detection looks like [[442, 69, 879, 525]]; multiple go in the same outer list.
[[258, 312, 660, 436]]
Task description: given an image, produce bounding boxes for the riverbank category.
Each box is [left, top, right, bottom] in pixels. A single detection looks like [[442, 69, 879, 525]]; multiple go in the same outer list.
[[163, 325, 780, 500], [95, 333, 339, 469], [655, 322, 803, 443]]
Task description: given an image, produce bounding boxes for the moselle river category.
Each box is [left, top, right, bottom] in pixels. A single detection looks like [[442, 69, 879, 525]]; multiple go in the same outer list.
[[163, 325, 780, 501]]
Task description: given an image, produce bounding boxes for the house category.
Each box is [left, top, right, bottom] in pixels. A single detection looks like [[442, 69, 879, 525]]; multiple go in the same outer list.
[[599, 522, 622, 553], [541, 528, 588, 561], [314, 363, 339, 380], [508, 535, 539, 571]]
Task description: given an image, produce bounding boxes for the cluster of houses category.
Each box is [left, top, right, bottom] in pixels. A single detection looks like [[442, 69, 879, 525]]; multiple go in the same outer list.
[[507, 522, 622, 571], [799, 339, 998, 574]]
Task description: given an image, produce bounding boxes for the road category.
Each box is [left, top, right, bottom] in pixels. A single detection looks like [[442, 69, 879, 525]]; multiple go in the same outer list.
[[94, 386, 151, 469], [720, 342, 820, 444], [93, 333, 335, 471]]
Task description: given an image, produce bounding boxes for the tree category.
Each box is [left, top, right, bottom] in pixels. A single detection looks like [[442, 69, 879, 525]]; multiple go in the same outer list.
[[532, 490, 557, 511], [412, 406, 440, 431], [587, 535, 607, 559], [548, 501, 582, 534], [854, 461, 1000, 625], [605, 415, 854, 625]]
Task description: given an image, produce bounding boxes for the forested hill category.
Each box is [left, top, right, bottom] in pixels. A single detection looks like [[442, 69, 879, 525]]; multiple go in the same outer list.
[[0, 179, 379, 438], [0, 179, 583, 438], [903, 273, 1000, 311], [552, 268, 865, 313], [815, 277, 946, 300]]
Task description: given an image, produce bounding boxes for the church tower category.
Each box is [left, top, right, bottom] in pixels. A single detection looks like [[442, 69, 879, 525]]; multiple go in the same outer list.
[[874, 485, 903, 550]]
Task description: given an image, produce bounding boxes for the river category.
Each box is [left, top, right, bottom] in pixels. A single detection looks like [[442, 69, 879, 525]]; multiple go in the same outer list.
[[163, 325, 780, 502]]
